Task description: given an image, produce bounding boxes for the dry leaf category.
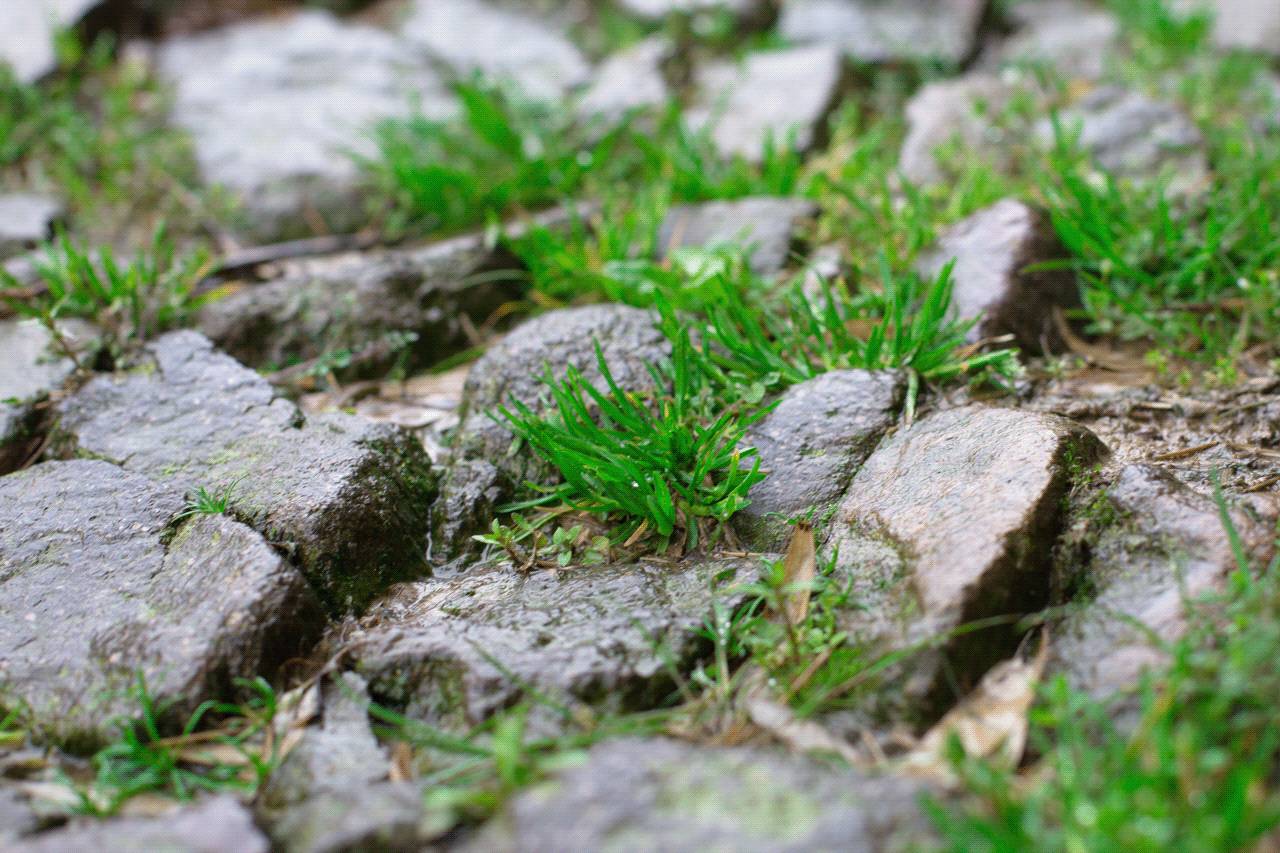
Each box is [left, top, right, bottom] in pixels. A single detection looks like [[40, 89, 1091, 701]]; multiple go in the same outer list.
[[899, 631, 1049, 784], [779, 522, 816, 626], [1053, 307, 1151, 373], [389, 740, 416, 783], [744, 693, 863, 765], [176, 742, 253, 768], [116, 792, 182, 818]]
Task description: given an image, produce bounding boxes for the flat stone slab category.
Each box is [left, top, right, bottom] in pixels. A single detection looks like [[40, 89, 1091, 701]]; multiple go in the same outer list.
[[467, 738, 935, 851], [399, 0, 590, 100], [156, 10, 455, 240], [2, 0, 101, 83], [986, 2, 1120, 80], [899, 74, 1013, 186], [1210, 0, 1280, 56], [1052, 464, 1276, 698], [50, 332, 436, 612], [779, 0, 986, 64], [0, 319, 91, 474], [687, 45, 843, 164], [617, 0, 766, 22], [0, 459, 321, 746], [577, 37, 671, 123], [346, 558, 752, 730], [915, 199, 1079, 353], [733, 369, 904, 551], [0, 194, 62, 259], [824, 406, 1104, 714], [8, 795, 269, 852], [657, 196, 817, 276], [199, 231, 519, 374]]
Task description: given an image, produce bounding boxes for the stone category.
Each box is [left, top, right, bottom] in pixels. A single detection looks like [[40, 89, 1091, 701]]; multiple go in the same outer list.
[[0, 788, 40, 845], [656, 196, 818, 276], [779, 0, 986, 65], [0, 459, 322, 746], [0, 319, 92, 475], [577, 37, 671, 124], [915, 199, 1079, 353], [687, 45, 844, 164], [733, 369, 904, 551], [467, 738, 936, 851], [346, 558, 752, 731], [1210, 0, 1280, 56], [1, 1, 101, 83], [899, 74, 1014, 186], [823, 406, 1104, 715], [0, 194, 62, 259], [399, 0, 590, 100], [156, 11, 455, 240], [50, 332, 437, 612], [617, 0, 766, 22], [987, 3, 1121, 80], [198, 231, 520, 374], [1051, 464, 1276, 698], [265, 782, 442, 853], [428, 457, 504, 568], [1040, 86, 1207, 185], [7, 795, 269, 853]]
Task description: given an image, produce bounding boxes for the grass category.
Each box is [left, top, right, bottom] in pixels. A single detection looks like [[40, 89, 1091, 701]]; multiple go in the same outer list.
[[175, 477, 244, 520], [1, 225, 212, 361], [927, 483, 1280, 851]]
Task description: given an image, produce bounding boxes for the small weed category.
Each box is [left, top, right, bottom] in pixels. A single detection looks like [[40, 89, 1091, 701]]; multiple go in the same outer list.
[[175, 477, 244, 520], [472, 515, 612, 570]]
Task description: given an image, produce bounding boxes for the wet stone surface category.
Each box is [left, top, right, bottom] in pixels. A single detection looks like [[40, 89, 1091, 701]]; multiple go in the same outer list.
[[915, 198, 1079, 353], [345, 558, 752, 732], [734, 369, 904, 551], [50, 331, 437, 612], [0, 194, 62, 259], [657, 196, 818, 276], [778, 0, 986, 64], [0, 459, 322, 746], [2, 0, 103, 84], [0, 319, 92, 475], [898, 74, 1013, 187], [467, 737, 937, 852]]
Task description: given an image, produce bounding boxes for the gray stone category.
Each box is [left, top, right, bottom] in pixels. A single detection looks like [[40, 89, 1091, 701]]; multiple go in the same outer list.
[[733, 369, 904, 551], [687, 45, 844, 164], [0, 460, 321, 746], [1041, 86, 1207, 185], [198, 231, 519, 374], [428, 457, 504, 567], [400, 0, 590, 100], [7, 795, 269, 853], [617, 0, 766, 22], [0, 788, 40, 845], [899, 74, 1014, 186], [577, 37, 671, 124], [1052, 464, 1275, 698], [0, 319, 92, 474], [347, 558, 751, 731], [987, 3, 1121, 80], [156, 11, 455, 240], [779, 0, 986, 64], [50, 332, 437, 613], [657, 196, 817, 276], [1, 1, 101, 83], [468, 737, 935, 852], [1210, 0, 1280, 56], [915, 199, 1079, 353], [823, 406, 1104, 715], [0, 194, 62, 259], [265, 782, 443, 853]]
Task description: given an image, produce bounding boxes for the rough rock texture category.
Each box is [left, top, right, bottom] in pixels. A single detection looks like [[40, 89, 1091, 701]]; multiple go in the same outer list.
[[8, 796, 269, 853], [2, 0, 102, 83], [577, 37, 671, 123], [915, 199, 1079, 353], [687, 45, 843, 163], [0, 194, 62, 259], [265, 782, 440, 853], [347, 558, 751, 730], [657, 196, 817, 276], [429, 457, 504, 567], [0, 460, 321, 745], [987, 2, 1120, 80], [1210, 0, 1280, 56], [1042, 87, 1207, 184], [0, 319, 92, 475], [468, 738, 936, 852], [733, 370, 904, 551], [779, 0, 986, 64], [199, 232, 519, 374], [400, 0, 590, 100], [156, 11, 454, 240], [618, 0, 766, 22], [50, 332, 437, 612], [899, 74, 1013, 186], [1052, 464, 1276, 698], [824, 406, 1105, 715], [0, 788, 41, 845]]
